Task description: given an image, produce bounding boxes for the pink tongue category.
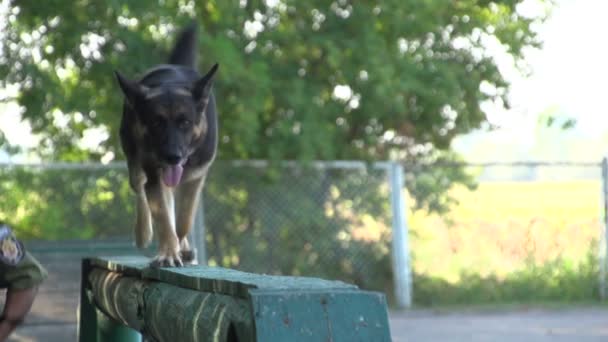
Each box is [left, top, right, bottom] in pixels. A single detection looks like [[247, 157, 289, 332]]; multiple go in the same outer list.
[[162, 164, 183, 187]]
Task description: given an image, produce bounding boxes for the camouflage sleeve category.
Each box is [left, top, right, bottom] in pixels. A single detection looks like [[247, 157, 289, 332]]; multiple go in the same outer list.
[[0, 252, 48, 289], [0, 224, 48, 289]]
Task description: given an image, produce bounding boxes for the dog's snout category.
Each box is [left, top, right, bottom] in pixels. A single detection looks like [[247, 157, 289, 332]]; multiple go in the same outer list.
[[163, 152, 182, 165]]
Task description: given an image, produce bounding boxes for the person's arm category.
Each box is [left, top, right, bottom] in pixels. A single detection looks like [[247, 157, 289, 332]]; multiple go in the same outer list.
[[0, 286, 39, 341], [0, 224, 48, 341]]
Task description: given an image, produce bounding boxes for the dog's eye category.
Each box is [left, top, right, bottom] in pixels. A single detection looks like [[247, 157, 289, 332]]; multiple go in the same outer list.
[[151, 116, 164, 128], [177, 117, 192, 128]]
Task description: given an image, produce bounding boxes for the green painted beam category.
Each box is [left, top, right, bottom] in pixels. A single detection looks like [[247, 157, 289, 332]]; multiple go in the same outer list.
[[88, 256, 357, 298], [250, 289, 391, 341], [78, 259, 98, 342], [96, 309, 142, 342], [87, 268, 254, 341], [80, 256, 392, 342]]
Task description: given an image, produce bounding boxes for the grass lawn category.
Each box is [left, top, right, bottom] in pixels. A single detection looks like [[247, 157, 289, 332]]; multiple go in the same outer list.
[[408, 180, 603, 303]]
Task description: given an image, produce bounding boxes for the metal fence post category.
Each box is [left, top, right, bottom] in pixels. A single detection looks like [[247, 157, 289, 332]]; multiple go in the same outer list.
[[388, 162, 412, 308], [600, 157, 608, 300]]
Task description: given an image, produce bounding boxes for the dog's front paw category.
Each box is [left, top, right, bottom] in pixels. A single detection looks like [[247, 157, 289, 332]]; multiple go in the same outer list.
[[150, 250, 183, 268], [180, 249, 197, 265]]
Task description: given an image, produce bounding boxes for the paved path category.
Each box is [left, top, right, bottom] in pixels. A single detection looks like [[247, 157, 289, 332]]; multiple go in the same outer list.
[[390, 307, 608, 342], [5, 307, 608, 341]]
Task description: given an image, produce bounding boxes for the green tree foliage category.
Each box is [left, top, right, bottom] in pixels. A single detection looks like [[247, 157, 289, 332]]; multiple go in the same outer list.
[[1, 1, 549, 212], [6, 2, 583, 305], [0, 166, 134, 239]]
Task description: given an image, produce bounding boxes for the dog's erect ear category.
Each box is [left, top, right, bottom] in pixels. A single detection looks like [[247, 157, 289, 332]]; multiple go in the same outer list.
[[115, 71, 145, 107], [193, 63, 219, 104]]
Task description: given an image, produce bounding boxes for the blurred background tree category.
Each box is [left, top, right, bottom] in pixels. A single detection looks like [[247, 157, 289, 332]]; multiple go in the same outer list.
[[0, 0, 550, 212], [9, 1, 600, 309]]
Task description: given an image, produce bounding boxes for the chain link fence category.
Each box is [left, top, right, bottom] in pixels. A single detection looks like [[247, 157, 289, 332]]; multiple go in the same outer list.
[[202, 161, 402, 301], [2, 159, 608, 335], [0, 160, 408, 333]]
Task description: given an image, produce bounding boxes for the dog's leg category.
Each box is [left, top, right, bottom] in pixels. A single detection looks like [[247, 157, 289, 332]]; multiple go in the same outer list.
[[129, 165, 153, 248], [146, 182, 182, 267], [134, 191, 153, 248], [175, 175, 206, 264]]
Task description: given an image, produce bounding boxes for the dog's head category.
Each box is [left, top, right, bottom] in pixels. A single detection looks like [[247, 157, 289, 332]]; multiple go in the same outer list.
[[115, 64, 218, 186]]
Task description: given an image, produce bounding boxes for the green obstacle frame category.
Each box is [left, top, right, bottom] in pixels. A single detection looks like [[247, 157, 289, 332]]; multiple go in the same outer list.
[[78, 256, 392, 342]]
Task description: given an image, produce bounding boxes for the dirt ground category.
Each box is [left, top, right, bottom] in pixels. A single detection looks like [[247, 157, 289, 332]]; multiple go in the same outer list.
[[5, 307, 608, 341]]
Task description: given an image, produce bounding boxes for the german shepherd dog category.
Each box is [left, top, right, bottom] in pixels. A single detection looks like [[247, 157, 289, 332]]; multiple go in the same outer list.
[[115, 24, 218, 267]]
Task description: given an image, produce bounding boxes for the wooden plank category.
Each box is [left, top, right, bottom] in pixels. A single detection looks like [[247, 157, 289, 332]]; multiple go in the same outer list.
[[89, 256, 357, 298]]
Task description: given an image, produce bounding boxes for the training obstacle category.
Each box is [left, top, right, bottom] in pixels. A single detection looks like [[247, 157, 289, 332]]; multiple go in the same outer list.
[[78, 256, 391, 342]]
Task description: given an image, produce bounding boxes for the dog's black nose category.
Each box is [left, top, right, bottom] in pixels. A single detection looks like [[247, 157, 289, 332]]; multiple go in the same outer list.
[[164, 153, 182, 165]]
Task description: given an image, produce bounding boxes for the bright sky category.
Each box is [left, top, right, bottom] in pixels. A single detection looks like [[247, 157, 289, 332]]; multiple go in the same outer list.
[[454, 0, 608, 155], [526, 0, 606, 130], [1, 0, 606, 162]]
